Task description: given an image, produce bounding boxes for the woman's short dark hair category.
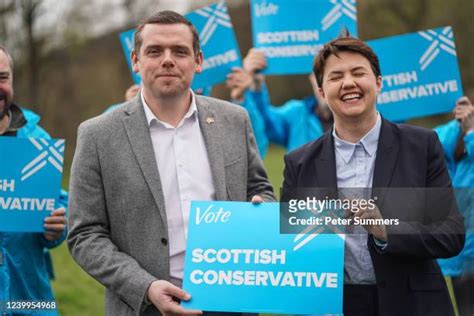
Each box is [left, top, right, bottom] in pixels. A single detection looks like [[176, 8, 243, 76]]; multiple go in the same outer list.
[[313, 37, 381, 87]]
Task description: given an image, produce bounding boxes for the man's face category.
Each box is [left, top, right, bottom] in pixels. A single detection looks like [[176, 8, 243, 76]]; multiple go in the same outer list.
[[132, 23, 202, 100], [0, 50, 13, 119], [319, 51, 381, 122]]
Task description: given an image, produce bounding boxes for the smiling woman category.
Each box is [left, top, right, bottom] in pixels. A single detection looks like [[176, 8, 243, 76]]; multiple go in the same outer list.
[[321, 51, 381, 114], [319, 51, 381, 143], [312, 37, 383, 143], [284, 36, 465, 316]]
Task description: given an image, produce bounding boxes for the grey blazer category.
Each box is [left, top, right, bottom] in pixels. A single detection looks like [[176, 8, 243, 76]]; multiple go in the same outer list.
[[67, 95, 275, 316]]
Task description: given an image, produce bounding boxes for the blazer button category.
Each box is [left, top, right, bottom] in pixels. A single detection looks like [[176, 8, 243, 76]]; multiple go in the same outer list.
[[161, 238, 168, 246], [378, 281, 387, 288]]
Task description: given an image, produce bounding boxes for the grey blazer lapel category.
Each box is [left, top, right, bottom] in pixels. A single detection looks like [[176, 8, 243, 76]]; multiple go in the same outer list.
[[196, 96, 227, 201], [121, 97, 168, 226]]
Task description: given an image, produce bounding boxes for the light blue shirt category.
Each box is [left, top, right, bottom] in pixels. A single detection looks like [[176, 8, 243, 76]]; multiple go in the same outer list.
[[333, 114, 381, 285]]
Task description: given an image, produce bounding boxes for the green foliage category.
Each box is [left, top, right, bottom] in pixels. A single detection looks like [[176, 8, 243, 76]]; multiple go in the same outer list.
[[51, 244, 105, 315], [263, 145, 286, 199]]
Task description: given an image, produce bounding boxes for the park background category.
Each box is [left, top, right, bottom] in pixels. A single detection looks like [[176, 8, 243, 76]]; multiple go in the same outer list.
[[1, 0, 473, 314]]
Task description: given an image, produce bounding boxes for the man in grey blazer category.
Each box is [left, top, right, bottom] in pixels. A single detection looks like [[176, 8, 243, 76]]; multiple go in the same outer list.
[[67, 10, 274, 316]]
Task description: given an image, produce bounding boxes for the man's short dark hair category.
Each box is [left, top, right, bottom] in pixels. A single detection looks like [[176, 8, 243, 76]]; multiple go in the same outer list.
[[0, 45, 14, 71], [313, 37, 381, 87], [133, 10, 200, 57]]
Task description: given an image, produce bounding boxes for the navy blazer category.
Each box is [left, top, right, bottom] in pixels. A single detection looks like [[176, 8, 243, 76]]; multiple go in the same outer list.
[[283, 118, 465, 316]]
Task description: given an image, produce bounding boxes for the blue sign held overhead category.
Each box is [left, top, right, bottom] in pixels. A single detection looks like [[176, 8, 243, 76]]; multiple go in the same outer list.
[[251, 0, 358, 75], [369, 26, 464, 122], [119, 29, 141, 84], [186, 1, 242, 89], [0, 137, 64, 232], [182, 201, 344, 315]]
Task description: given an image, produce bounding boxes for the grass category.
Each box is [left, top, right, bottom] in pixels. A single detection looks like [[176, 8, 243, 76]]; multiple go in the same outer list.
[[51, 244, 105, 315], [263, 145, 287, 200], [50, 145, 287, 315]]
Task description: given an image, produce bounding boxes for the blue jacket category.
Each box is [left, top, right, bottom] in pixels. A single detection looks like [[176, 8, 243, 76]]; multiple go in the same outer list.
[[246, 84, 325, 152], [0, 107, 67, 315], [234, 91, 269, 158], [435, 120, 474, 276]]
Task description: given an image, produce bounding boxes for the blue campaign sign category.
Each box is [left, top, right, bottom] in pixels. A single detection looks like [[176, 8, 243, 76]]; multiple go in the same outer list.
[[186, 1, 242, 89], [182, 201, 344, 314], [0, 137, 64, 232], [369, 26, 463, 121], [119, 29, 142, 84], [250, 0, 358, 75]]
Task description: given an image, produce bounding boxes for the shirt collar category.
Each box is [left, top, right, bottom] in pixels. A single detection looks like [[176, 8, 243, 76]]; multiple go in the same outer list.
[[333, 113, 381, 163], [141, 89, 198, 128]]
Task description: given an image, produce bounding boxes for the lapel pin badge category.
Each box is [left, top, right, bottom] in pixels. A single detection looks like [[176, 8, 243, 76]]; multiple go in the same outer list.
[[206, 117, 215, 124]]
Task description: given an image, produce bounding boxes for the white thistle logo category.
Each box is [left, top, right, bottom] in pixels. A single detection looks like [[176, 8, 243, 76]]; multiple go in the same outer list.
[[293, 210, 344, 252], [321, 0, 356, 32], [418, 27, 456, 71], [195, 1, 232, 47], [21, 138, 64, 181]]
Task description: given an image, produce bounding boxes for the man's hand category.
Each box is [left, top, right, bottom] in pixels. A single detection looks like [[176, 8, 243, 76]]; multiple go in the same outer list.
[[251, 195, 264, 204], [347, 202, 387, 242], [454, 96, 474, 134], [454, 96, 473, 122], [243, 48, 267, 74], [147, 280, 202, 316], [43, 207, 66, 241], [226, 67, 253, 101], [461, 110, 474, 134], [125, 84, 140, 101]]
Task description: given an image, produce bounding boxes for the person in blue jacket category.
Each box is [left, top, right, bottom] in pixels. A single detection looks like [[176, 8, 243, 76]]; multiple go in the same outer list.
[[227, 48, 333, 153], [0, 45, 67, 315], [435, 95, 474, 316], [226, 67, 269, 158]]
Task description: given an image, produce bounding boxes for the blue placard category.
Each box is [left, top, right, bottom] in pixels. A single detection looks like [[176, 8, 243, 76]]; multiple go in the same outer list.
[[186, 1, 242, 89], [119, 29, 142, 84], [182, 201, 344, 314], [0, 137, 64, 232], [369, 26, 463, 121], [251, 0, 358, 75], [119, 1, 241, 90]]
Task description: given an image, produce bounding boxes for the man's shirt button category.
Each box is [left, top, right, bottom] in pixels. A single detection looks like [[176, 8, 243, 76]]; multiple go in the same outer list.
[[161, 238, 168, 246]]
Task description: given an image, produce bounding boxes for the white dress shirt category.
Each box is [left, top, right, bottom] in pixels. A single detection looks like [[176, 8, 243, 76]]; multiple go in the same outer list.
[[141, 91, 215, 283]]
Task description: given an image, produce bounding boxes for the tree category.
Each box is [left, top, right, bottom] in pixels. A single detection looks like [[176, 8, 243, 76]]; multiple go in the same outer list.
[[21, 0, 43, 110]]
